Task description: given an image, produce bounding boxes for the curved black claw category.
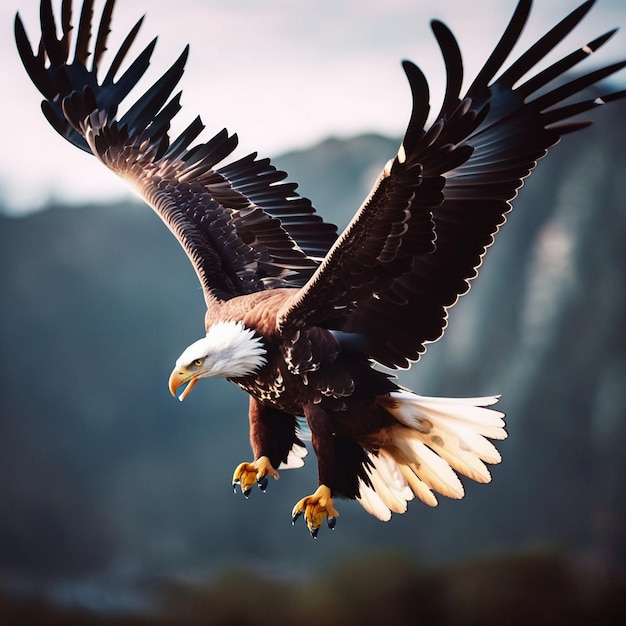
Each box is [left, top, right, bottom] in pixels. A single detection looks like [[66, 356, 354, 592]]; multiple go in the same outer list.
[[292, 511, 334, 538], [232, 478, 265, 497], [233, 477, 252, 498]]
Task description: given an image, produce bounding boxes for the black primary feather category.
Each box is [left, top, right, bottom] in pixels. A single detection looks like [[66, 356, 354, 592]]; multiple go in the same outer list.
[[278, 0, 626, 370], [15, 0, 338, 304]]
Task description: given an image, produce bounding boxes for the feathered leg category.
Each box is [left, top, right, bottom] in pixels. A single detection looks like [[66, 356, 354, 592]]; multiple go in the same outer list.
[[232, 396, 306, 496], [292, 403, 341, 538]]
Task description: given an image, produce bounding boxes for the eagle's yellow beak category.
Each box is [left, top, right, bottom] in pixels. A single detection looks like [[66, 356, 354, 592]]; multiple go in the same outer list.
[[168, 368, 200, 402]]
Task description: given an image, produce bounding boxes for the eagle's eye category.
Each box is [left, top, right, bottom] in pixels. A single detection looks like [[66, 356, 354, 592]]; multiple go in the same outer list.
[[193, 358, 205, 367]]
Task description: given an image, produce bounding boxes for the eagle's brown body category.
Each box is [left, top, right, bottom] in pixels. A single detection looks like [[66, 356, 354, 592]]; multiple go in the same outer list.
[[215, 288, 400, 498], [16, 0, 626, 535]]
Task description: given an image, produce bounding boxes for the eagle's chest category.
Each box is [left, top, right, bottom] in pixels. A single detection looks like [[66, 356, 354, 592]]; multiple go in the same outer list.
[[232, 343, 357, 413], [232, 360, 317, 413]]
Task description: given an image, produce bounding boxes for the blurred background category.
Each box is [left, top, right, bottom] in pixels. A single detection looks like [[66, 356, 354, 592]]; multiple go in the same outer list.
[[1, 1, 625, 624]]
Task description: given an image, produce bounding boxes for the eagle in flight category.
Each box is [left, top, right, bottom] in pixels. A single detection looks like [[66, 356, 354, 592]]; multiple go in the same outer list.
[[16, 0, 625, 537]]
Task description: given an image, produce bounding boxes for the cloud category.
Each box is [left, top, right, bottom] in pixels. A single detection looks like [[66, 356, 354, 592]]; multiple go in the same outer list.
[[1, 0, 624, 213]]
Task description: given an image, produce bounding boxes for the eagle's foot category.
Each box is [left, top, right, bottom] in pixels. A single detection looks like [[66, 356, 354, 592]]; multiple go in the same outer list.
[[291, 484, 339, 538], [232, 456, 279, 497]]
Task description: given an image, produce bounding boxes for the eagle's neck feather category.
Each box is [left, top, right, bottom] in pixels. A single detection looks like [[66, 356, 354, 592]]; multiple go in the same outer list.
[[203, 320, 267, 378]]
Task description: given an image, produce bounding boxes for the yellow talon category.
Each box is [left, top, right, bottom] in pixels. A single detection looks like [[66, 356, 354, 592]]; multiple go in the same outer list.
[[232, 456, 279, 497], [292, 484, 339, 538]]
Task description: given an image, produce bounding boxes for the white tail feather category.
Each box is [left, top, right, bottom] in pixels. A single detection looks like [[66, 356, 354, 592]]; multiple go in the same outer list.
[[357, 392, 506, 521], [278, 442, 308, 470], [398, 465, 439, 508], [357, 483, 393, 521], [395, 436, 465, 499], [363, 451, 412, 513]]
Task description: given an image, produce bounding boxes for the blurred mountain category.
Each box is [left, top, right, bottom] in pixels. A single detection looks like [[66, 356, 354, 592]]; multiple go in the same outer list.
[[0, 104, 625, 609]]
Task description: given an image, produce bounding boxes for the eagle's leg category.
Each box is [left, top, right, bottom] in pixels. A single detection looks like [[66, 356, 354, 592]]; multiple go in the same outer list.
[[292, 403, 340, 538], [232, 397, 303, 497]]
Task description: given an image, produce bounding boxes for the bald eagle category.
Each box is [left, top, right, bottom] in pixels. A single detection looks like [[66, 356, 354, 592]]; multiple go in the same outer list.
[[16, 0, 625, 537]]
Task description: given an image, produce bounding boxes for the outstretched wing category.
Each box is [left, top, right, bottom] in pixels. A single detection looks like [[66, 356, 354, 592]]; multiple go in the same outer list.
[[278, 0, 626, 368], [15, 0, 338, 304]]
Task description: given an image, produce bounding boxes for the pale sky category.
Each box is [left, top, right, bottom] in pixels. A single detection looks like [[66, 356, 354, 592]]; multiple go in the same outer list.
[[1, 0, 624, 214]]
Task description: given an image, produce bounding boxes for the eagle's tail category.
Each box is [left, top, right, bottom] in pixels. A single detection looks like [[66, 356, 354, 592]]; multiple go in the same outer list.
[[357, 392, 507, 521]]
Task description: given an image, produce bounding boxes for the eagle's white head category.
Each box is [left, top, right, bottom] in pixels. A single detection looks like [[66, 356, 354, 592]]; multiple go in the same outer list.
[[168, 321, 267, 401]]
